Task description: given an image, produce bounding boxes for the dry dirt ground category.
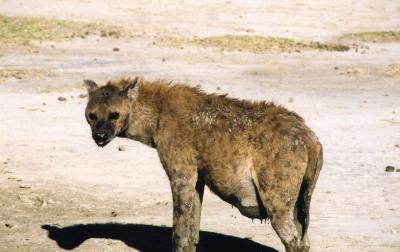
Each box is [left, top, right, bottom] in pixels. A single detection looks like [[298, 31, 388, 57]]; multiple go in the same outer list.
[[0, 1, 400, 251]]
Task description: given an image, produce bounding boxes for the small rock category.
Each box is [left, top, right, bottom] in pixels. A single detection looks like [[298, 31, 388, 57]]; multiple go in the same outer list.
[[385, 166, 395, 172], [111, 211, 118, 217], [162, 57, 166, 62], [334, 66, 339, 70], [118, 146, 126, 151], [4, 223, 13, 229], [19, 184, 31, 189], [33, 197, 47, 207], [112, 47, 120, 52], [78, 94, 88, 99], [216, 86, 221, 90], [58, 96, 67, 102], [396, 169, 400, 172], [288, 97, 294, 103], [42, 102, 46, 106], [394, 144, 400, 148]]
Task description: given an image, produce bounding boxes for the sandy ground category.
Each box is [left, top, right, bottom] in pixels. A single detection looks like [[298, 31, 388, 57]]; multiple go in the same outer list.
[[0, 0, 400, 251]]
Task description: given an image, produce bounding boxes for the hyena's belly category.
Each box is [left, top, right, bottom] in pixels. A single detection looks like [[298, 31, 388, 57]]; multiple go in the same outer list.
[[204, 160, 268, 220]]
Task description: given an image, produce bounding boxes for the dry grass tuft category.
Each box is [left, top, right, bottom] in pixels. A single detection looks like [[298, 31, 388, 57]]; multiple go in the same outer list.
[[162, 35, 350, 53], [0, 15, 124, 47], [340, 31, 400, 42]]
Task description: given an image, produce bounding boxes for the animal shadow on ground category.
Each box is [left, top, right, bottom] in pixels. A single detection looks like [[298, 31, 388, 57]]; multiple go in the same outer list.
[[42, 223, 277, 252]]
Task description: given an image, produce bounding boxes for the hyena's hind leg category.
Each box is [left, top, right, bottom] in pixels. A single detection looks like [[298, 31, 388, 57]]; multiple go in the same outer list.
[[253, 151, 311, 252]]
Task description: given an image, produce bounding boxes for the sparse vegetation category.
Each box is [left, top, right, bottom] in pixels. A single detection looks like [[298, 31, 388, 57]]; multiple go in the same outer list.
[[381, 64, 400, 77], [340, 31, 400, 42], [36, 82, 85, 93], [337, 64, 400, 78], [0, 15, 124, 47], [0, 68, 55, 82], [163, 35, 350, 53]]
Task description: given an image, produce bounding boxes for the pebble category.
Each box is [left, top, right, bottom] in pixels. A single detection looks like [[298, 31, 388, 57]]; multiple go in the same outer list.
[[118, 146, 126, 151], [57, 96, 67, 102], [111, 211, 118, 217], [19, 184, 31, 189], [112, 47, 120, 52], [385, 166, 395, 172]]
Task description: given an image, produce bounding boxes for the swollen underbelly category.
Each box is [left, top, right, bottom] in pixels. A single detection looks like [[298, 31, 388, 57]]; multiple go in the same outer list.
[[209, 172, 269, 220], [229, 189, 269, 220]]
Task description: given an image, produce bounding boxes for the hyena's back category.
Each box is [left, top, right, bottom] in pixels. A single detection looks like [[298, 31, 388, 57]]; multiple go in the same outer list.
[[183, 95, 323, 240]]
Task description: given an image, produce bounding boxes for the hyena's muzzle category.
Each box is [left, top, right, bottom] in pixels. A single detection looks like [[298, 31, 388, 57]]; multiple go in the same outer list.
[[92, 119, 115, 147]]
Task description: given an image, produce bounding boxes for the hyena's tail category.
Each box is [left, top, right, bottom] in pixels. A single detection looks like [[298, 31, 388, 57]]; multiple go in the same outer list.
[[297, 138, 323, 238]]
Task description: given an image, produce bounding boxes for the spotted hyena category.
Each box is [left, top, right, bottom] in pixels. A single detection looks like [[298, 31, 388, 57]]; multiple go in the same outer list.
[[84, 77, 323, 252]]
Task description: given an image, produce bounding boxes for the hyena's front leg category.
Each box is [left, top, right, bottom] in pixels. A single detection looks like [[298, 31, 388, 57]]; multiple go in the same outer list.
[[169, 167, 203, 252], [188, 178, 205, 249]]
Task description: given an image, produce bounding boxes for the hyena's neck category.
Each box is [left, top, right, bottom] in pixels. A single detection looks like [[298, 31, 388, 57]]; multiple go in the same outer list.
[[124, 81, 168, 148]]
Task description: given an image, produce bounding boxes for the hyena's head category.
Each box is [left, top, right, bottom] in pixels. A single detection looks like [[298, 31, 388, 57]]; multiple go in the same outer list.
[[83, 77, 139, 147]]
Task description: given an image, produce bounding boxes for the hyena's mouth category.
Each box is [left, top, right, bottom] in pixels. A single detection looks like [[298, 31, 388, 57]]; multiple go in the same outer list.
[[92, 131, 113, 147], [96, 140, 110, 147]]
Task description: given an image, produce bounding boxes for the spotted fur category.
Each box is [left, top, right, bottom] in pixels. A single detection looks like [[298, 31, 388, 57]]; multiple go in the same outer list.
[[84, 77, 323, 252]]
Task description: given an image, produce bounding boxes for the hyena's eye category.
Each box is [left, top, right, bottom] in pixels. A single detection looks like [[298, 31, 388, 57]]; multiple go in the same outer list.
[[88, 112, 97, 121], [109, 112, 120, 120]]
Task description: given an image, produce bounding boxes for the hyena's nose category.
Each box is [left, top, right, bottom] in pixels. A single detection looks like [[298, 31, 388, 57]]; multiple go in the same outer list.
[[94, 131, 108, 142]]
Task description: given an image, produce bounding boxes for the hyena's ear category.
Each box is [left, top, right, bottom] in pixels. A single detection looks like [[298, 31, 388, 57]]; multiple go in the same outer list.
[[120, 77, 141, 99], [84, 79, 99, 94]]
